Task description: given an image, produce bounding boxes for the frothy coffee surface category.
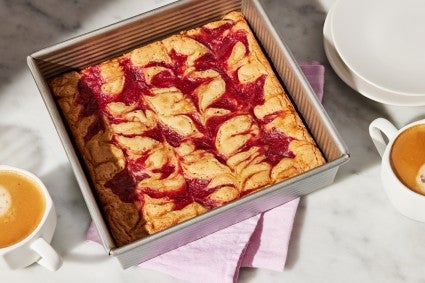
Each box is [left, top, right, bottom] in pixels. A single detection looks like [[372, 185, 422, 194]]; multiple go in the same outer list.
[[0, 186, 11, 218], [0, 170, 46, 248], [416, 164, 425, 192], [390, 124, 425, 195]]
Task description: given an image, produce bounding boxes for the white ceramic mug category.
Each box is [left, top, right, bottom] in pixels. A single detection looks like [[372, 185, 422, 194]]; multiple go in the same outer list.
[[0, 165, 62, 271], [369, 118, 425, 222]]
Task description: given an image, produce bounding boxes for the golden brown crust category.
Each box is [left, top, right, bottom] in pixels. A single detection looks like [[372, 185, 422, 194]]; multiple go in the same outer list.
[[50, 71, 148, 246], [50, 11, 325, 246]]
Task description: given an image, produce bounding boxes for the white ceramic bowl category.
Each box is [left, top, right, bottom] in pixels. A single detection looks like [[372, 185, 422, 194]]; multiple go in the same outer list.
[[331, 0, 425, 96], [323, 5, 425, 106]]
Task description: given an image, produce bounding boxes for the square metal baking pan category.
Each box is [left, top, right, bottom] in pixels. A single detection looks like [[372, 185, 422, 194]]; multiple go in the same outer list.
[[27, 0, 349, 268]]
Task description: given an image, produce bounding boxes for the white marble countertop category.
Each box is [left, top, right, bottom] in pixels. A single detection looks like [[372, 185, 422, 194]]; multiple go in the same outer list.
[[1, 0, 425, 282]]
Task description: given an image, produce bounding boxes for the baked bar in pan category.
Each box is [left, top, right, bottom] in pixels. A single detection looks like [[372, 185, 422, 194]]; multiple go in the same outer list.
[[49, 11, 325, 246]]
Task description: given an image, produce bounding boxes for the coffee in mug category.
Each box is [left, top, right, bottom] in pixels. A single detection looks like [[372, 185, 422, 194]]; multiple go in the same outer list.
[[0, 165, 62, 271], [390, 124, 425, 195], [0, 170, 46, 248], [369, 118, 425, 222]]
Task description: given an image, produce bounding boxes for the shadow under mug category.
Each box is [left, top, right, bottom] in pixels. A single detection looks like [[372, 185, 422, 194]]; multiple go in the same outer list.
[[0, 165, 62, 271], [369, 118, 425, 222]]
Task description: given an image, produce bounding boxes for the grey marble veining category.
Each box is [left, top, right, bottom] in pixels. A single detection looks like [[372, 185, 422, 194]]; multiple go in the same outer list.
[[1, 0, 425, 282], [0, 0, 170, 87], [2, 0, 85, 84]]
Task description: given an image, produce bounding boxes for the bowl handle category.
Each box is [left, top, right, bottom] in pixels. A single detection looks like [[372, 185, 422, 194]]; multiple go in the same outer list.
[[30, 237, 62, 271], [369, 118, 398, 157]]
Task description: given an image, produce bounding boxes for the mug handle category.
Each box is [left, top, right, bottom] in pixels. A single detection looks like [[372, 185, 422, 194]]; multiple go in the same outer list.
[[30, 238, 63, 271], [369, 118, 398, 157]]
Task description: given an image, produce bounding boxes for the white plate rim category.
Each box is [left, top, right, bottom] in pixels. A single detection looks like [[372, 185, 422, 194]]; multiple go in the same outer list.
[[330, 0, 425, 96], [323, 6, 425, 106]]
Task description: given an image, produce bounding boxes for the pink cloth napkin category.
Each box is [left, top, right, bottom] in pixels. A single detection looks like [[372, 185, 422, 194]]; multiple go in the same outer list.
[[87, 61, 324, 283]]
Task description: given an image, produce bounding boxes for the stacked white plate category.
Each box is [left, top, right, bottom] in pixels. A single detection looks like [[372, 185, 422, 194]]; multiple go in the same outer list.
[[323, 0, 425, 106]]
